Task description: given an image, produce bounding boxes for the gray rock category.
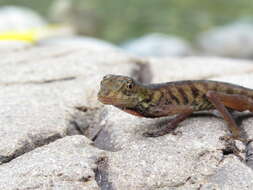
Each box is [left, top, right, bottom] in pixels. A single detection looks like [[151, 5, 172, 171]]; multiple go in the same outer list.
[[121, 33, 192, 57], [38, 36, 118, 51], [0, 135, 104, 190], [95, 106, 253, 189], [0, 41, 32, 52], [2, 39, 253, 189], [95, 106, 228, 150], [147, 56, 253, 83], [0, 6, 46, 32], [201, 156, 253, 190], [0, 45, 139, 85], [0, 44, 140, 164], [0, 85, 67, 163], [197, 21, 253, 58]]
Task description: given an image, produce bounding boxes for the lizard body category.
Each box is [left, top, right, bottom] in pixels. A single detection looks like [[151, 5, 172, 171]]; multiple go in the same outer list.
[[98, 74, 253, 141]]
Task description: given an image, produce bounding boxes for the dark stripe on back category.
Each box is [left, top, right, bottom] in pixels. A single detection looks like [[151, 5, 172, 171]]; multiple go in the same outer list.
[[165, 99, 172, 105], [177, 87, 189, 105], [167, 89, 180, 104], [190, 84, 199, 98]]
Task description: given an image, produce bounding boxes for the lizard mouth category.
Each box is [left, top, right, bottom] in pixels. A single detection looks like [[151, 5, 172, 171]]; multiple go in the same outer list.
[[98, 96, 132, 106]]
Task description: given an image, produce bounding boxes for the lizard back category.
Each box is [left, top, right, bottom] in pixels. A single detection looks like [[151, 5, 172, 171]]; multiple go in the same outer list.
[[147, 80, 253, 111]]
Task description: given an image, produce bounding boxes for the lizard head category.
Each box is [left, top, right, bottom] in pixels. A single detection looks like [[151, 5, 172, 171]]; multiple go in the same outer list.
[[98, 74, 148, 108]]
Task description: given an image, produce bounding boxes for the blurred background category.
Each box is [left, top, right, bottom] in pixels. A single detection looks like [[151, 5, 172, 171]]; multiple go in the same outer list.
[[1, 0, 253, 58]]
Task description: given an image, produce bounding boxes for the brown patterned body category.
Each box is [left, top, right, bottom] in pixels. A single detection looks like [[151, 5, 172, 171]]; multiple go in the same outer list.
[[146, 80, 253, 112], [98, 75, 253, 141]]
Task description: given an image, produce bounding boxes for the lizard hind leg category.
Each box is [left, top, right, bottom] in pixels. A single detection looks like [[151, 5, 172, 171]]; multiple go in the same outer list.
[[206, 91, 252, 142], [208, 92, 253, 112]]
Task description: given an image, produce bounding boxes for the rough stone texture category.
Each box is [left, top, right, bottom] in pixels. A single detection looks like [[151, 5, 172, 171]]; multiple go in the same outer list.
[[95, 106, 227, 150], [0, 44, 139, 164], [0, 84, 67, 163], [0, 44, 139, 106], [197, 21, 253, 58], [201, 156, 253, 190], [121, 33, 192, 57], [147, 56, 253, 83], [2, 34, 253, 189], [0, 135, 104, 190], [94, 106, 253, 189]]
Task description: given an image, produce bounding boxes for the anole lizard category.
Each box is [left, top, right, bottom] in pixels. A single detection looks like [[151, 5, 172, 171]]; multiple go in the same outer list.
[[98, 74, 253, 142]]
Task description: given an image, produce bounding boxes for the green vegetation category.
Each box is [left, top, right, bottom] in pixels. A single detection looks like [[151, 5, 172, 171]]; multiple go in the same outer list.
[[0, 0, 52, 16], [1, 0, 253, 43]]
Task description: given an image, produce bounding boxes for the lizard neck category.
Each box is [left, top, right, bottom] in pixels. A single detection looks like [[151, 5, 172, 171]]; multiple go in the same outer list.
[[135, 86, 163, 115], [115, 85, 164, 118]]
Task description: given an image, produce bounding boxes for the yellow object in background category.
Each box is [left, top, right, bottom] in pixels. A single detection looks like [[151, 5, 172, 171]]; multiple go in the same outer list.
[[0, 25, 72, 43], [0, 30, 37, 42]]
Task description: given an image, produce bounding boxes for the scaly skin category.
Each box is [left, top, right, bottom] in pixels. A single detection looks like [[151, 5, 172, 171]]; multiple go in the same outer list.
[[97, 74, 253, 141]]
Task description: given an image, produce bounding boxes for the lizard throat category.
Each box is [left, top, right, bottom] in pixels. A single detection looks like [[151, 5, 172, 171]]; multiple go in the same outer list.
[[98, 96, 137, 107]]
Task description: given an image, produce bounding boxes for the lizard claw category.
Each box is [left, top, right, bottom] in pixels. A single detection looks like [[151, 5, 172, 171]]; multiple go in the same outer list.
[[219, 135, 245, 161]]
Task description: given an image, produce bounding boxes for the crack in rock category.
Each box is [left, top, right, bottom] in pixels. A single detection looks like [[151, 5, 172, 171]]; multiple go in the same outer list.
[[0, 133, 63, 165], [68, 107, 118, 152], [17, 48, 81, 64], [67, 106, 103, 138], [68, 120, 84, 135], [1, 76, 77, 86], [246, 142, 253, 169], [94, 156, 115, 190]]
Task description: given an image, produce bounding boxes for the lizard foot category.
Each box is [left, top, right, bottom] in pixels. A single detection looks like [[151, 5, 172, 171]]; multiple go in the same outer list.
[[220, 135, 246, 161]]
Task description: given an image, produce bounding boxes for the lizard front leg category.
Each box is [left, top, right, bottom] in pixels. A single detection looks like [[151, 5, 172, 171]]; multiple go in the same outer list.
[[143, 105, 193, 137]]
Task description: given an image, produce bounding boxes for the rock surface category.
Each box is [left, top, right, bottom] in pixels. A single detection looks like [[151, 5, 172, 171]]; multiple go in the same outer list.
[[0, 135, 104, 190], [0, 43, 139, 164], [0, 40, 32, 52], [1, 37, 253, 189], [0, 6, 46, 32], [38, 36, 118, 51], [147, 56, 253, 83], [197, 21, 253, 58], [95, 106, 253, 189], [121, 33, 192, 57]]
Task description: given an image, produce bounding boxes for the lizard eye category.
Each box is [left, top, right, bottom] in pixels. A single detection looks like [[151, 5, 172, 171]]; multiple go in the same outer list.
[[126, 81, 134, 89], [103, 74, 111, 79], [103, 74, 113, 80]]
